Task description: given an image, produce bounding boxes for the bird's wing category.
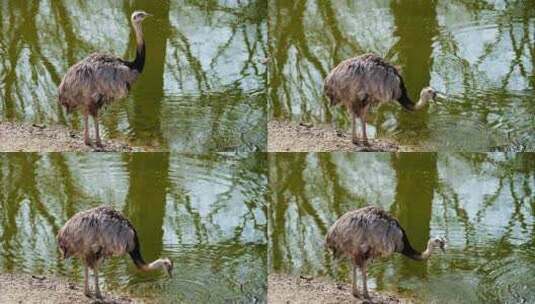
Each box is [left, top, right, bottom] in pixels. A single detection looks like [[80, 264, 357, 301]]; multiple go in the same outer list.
[[85, 53, 139, 99], [59, 53, 139, 102], [326, 207, 404, 258], [324, 54, 403, 105], [364, 209, 405, 255], [92, 206, 137, 256], [57, 206, 137, 258], [355, 55, 404, 102]]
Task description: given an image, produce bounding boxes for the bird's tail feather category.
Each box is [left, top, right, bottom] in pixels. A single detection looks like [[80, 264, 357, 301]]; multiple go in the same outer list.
[[128, 231, 146, 269]]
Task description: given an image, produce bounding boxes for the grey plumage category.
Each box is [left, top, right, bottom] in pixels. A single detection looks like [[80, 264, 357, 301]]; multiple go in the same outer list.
[[57, 206, 173, 299], [58, 11, 151, 147], [325, 206, 445, 299], [324, 53, 439, 145]]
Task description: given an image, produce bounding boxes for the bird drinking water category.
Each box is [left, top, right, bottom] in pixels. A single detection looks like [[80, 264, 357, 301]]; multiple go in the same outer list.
[[324, 53, 446, 145], [57, 206, 173, 299]]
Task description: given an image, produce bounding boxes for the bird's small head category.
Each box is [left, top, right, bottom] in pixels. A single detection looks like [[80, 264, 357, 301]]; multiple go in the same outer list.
[[420, 87, 438, 102], [420, 87, 447, 102], [162, 257, 173, 278], [131, 11, 152, 24], [429, 236, 447, 253]]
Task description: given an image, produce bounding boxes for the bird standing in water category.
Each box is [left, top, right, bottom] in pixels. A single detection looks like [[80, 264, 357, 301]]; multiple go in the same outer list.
[[324, 53, 444, 145], [58, 11, 152, 147], [325, 206, 445, 299], [57, 206, 173, 299]]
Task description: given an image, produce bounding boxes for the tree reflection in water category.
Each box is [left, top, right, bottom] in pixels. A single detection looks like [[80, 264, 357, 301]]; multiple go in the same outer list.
[[269, 0, 535, 150], [0, 0, 267, 151], [0, 152, 267, 302], [269, 152, 535, 303]]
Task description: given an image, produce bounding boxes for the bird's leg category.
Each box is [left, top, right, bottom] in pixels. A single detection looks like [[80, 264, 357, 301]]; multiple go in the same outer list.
[[351, 111, 359, 145], [361, 262, 370, 299], [359, 106, 369, 146], [94, 267, 102, 299], [352, 264, 360, 298], [83, 113, 91, 146], [93, 112, 103, 148], [83, 265, 91, 297]]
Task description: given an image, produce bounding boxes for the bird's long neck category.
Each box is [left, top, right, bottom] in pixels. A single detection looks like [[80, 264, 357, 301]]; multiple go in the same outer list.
[[396, 77, 429, 111], [398, 92, 430, 112], [397, 78, 416, 111], [400, 230, 433, 261], [128, 237, 166, 272], [130, 21, 146, 73], [413, 96, 430, 111]]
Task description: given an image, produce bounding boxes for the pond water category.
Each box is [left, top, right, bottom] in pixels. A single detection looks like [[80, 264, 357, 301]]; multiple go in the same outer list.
[[269, 0, 535, 151], [269, 152, 535, 303], [0, 0, 267, 152], [0, 153, 267, 303]]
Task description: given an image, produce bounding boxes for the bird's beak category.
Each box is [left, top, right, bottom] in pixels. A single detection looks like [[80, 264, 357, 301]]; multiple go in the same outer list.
[[167, 260, 173, 278], [435, 91, 447, 99], [439, 239, 447, 253]]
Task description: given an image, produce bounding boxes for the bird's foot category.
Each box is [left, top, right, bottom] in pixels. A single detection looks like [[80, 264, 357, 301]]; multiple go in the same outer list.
[[352, 290, 361, 298], [84, 290, 92, 298], [351, 138, 370, 147], [352, 138, 369, 146], [95, 141, 104, 149]]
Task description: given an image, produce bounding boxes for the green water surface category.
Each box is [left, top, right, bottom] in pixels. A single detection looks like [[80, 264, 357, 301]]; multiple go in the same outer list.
[[269, 152, 535, 303], [0, 0, 267, 152], [269, 0, 535, 151], [0, 152, 267, 303]]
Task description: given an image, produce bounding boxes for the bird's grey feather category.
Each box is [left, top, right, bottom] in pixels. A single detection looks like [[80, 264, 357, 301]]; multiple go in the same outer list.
[[324, 53, 404, 112], [325, 206, 405, 266], [57, 206, 137, 268], [58, 53, 139, 115]]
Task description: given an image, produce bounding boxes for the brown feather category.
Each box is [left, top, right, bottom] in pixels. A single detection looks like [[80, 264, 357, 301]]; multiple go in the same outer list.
[[57, 206, 137, 268], [58, 53, 139, 115], [324, 53, 411, 113], [325, 206, 405, 266]]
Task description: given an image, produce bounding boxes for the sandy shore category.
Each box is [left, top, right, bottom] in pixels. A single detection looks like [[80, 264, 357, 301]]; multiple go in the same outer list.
[[268, 120, 411, 152], [0, 122, 144, 152], [268, 273, 413, 304], [0, 273, 140, 304]]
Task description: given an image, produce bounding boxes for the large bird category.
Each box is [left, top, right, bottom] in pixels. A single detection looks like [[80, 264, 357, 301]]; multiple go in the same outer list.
[[324, 53, 444, 145], [325, 206, 445, 299], [57, 206, 173, 299], [58, 11, 151, 147]]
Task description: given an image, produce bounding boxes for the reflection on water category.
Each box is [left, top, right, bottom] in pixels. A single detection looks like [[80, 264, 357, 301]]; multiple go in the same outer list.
[[0, 0, 267, 152], [269, 153, 535, 303], [269, 0, 535, 151], [0, 153, 267, 303]]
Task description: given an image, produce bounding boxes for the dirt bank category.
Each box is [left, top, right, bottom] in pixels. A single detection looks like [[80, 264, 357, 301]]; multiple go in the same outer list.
[[268, 273, 414, 304], [0, 273, 140, 304], [268, 120, 412, 152], [0, 122, 144, 152]]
